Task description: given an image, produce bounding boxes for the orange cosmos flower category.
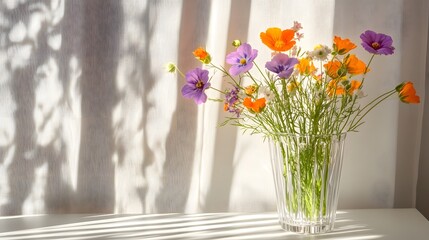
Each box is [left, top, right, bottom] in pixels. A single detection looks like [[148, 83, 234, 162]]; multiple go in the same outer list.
[[193, 47, 211, 64], [243, 97, 266, 113], [327, 80, 345, 96], [333, 36, 357, 55], [296, 58, 316, 75], [345, 54, 368, 75], [348, 80, 362, 95], [324, 60, 343, 79], [260, 27, 296, 52], [396, 82, 420, 104]]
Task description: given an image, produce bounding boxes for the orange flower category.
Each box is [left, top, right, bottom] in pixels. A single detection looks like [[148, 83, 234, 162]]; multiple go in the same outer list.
[[296, 58, 316, 75], [348, 80, 362, 95], [193, 47, 211, 64], [396, 82, 420, 104], [327, 80, 345, 96], [324, 60, 343, 79], [345, 55, 368, 75], [333, 36, 356, 55], [260, 28, 296, 52], [243, 97, 266, 113], [224, 103, 229, 111]]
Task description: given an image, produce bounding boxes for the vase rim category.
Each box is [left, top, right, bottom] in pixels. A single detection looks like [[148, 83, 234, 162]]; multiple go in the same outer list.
[[268, 132, 347, 138]]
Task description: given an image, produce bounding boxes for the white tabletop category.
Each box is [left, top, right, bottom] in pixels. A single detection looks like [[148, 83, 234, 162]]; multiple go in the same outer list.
[[0, 208, 428, 239]]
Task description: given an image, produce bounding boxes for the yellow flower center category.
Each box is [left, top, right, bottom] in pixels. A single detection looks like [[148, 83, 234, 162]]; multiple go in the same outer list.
[[274, 40, 285, 49], [240, 58, 247, 65], [245, 85, 257, 95], [196, 80, 203, 88], [371, 42, 380, 49]]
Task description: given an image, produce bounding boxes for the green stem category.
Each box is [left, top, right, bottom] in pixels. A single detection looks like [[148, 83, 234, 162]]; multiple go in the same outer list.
[[209, 63, 241, 87], [176, 67, 186, 78], [338, 54, 376, 133], [348, 89, 396, 131], [209, 86, 227, 95]]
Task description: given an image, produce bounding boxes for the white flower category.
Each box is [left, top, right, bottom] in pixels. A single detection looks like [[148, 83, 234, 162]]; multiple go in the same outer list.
[[258, 85, 274, 102], [308, 44, 331, 61]]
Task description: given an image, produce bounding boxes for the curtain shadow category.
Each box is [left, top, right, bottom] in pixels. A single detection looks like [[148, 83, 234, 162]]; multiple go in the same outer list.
[[416, 11, 429, 220], [136, 0, 156, 213], [75, 0, 122, 213], [394, 0, 429, 209], [203, 0, 252, 212], [154, 0, 211, 213]]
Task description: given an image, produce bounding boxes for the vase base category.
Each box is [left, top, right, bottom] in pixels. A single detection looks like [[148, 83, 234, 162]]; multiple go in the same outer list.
[[280, 222, 334, 234]]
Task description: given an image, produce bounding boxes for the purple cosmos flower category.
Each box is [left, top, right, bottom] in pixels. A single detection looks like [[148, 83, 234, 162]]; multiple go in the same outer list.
[[265, 53, 299, 79], [181, 68, 211, 104], [360, 30, 395, 55], [226, 43, 258, 76]]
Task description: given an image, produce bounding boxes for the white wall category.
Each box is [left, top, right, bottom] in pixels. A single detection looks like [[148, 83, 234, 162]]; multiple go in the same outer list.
[[0, 0, 426, 215]]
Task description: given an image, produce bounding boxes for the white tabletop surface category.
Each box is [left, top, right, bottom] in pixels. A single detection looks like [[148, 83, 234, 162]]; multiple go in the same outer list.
[[0, 208, 428, 239]]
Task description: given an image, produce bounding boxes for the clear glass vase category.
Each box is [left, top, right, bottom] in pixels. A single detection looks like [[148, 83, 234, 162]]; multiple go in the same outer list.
[[268, 132, 347, 234]]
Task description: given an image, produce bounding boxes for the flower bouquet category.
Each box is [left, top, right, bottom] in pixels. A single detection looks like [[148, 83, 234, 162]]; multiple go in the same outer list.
[[168, 22, 419, 234]]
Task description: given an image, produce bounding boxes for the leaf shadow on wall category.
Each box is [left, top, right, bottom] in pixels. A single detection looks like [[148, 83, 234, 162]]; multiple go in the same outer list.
[[1, 0, 76, 214], [1, 0, 203, 214]]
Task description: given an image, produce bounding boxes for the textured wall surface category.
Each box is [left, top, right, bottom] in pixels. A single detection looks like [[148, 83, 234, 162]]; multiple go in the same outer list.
[[0, 0, 427, 215]]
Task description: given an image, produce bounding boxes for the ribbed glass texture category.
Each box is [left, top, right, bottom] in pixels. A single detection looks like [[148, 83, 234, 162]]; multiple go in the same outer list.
[[269, 133, 346, 234]]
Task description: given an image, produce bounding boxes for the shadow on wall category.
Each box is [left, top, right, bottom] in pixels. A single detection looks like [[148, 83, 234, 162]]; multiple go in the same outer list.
[[154, 0, 209, 212], [0, 0, 205, 214], [1, 0, 76, 214], [203, 0, 252, 212], [332, 0, 426, 209], [0, 0, 124, 214], [74, 0, 122, 213]]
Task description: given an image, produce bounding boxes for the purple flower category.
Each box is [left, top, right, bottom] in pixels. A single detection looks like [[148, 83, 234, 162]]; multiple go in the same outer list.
[[224, 87, 241, 117], [226, 43, 258, 76], [265, 53, 298, 79], [225, 87, 239, 106], [360, 30, 395, 55], [181, 68, 211, 104]]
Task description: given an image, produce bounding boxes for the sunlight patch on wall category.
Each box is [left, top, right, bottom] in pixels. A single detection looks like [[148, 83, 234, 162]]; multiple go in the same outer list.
[[7, 44, 32, 70], [64, 56, 82, 191], [9, 21, 26, 42], [0, 145, 15, 208], [113, 56, 145, 213], [112, 2, 146, 213], [34, 57, 63, 147], [22, 161, 47, 214]]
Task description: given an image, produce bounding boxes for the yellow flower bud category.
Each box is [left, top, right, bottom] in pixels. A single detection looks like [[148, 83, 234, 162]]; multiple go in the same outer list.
[[232, 40, 241, 47], [165, 62, 177, 73]]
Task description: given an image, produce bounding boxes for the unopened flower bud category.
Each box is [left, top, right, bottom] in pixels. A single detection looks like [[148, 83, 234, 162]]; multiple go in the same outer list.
[[232, 40, 241, 47], [165, 62, 177, 73]]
